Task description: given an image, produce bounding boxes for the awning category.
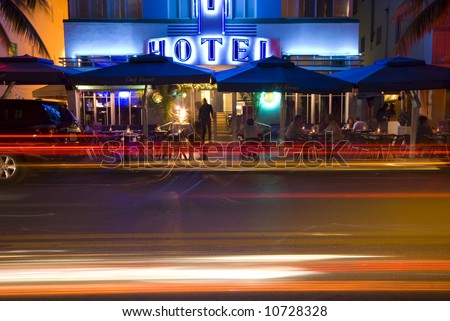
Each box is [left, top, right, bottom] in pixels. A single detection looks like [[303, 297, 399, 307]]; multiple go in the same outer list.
[[32, 85, 67, 100]]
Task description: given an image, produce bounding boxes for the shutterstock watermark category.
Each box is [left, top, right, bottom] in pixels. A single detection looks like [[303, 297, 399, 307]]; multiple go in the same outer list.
[[90, 132, 350, 169]]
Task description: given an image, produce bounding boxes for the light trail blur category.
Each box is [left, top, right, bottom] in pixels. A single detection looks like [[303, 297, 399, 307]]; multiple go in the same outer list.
[[181, 192, 450, 199], [6, 160, 448, 173], [1, 236, 450, 298], [2, 162, 450, 299], [2, 134, 449, 172]]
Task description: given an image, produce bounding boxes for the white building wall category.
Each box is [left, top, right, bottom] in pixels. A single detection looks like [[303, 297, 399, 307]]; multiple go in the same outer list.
[[64, 20, 359, 59], [64, 22, 168, 58], [258, 21, 359, 56]]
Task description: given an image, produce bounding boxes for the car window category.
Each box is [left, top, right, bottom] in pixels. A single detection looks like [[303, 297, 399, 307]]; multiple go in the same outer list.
[[41, 103, 73, 124], [0, 108, 24, 121]]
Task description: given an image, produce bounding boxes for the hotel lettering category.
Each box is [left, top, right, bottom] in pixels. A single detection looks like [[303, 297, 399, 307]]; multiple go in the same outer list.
[[147, 36, 280, 66]]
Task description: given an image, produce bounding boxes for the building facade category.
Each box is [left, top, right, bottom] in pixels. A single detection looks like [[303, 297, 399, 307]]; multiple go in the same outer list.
[[0, 0, 68, 99], [353, 0, 450, 128], [62, 0, 360, 135]]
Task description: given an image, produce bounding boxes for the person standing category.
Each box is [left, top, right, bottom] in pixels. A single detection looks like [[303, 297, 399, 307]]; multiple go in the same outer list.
[[376, 103, 389, 132], [198, 98, 215, 141]]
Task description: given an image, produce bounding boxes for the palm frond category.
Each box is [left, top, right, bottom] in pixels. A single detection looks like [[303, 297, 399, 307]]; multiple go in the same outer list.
[[391, 0, 427, 22], [0, 23, 12, 44], [0, 0, 50, 57], [394, 0, 450, 55], [19, 0, 51, 13]]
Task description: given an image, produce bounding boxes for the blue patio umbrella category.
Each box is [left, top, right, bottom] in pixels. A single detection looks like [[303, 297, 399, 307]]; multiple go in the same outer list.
[[70, 54, 214, 86], [0, 55, 80, 86], [330, 56, 450, 157], [70, 54, 214, 140], [329, 56, 450, 93], [216, 56, 351, 140], [216, 56, 352, 94]]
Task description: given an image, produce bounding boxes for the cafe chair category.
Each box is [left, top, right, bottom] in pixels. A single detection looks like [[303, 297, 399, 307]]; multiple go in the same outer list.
[[239, 138, 262, 162], [366, 134, 395, 160], [385, 135, 407, 160], [346, 132, 369, 160], [416, 136, 437, 158]]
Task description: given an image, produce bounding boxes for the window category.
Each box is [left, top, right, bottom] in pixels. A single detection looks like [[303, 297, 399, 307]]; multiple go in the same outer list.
[[69, 0, 142, 19], [69, 0, 90, 18], [40, 103, 73, 124], [334, 0, 351, 17], [283, 0, 299, 18], [395, 19, 402, 43], [352, 0, 357, 15], [282, 0, 353, 18], [125, 0, 142, 18], [8, 43, 17, 56], [301, 0, 316, 17], [376, 25, 382, 45], [234, 0, 256, 18], [42, 104, 62, 124], [169, 0, 192, 18], [283, 0, 314, 17], [360, 35, 365, 53], [0, 108, 23, 121], [317, 0, 333, 17]]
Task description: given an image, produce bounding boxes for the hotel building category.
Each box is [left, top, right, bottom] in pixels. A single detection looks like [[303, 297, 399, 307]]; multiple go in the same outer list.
[[64, 0, 359, 136], [61, 0, 360, 137], [354, 0, 450, 128]]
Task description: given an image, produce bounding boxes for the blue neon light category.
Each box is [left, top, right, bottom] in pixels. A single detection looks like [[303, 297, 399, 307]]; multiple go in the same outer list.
[[147, 35, 280, 65]]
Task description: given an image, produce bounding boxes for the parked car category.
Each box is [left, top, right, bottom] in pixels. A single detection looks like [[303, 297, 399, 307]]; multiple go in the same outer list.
[[0, 99, 84, 183]]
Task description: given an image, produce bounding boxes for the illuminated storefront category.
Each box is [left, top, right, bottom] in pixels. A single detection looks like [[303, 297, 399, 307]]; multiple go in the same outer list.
[[64, 0, 360, 134]]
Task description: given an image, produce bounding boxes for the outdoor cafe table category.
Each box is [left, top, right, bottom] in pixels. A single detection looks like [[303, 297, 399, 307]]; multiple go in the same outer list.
[[303, 133, 326, 142], [432, 132, 450, 144], [361, 132, 396, 141], [171, 123, 191, 134], [360, 132, 396, 159], [97, 130, 141, 143], [430, 133, 450, 159], [148, 130, 169, 141]]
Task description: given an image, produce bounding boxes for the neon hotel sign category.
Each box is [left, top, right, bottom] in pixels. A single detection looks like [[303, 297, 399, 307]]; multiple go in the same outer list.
[[146, 0, 280, 65]]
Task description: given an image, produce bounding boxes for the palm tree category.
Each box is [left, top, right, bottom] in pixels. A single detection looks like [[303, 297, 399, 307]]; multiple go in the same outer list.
[[392, 0, 450, 56], [0, 0, 51, 58]]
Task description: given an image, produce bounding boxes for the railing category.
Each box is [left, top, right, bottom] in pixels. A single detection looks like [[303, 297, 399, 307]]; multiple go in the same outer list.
[[283, 55, 363, 72], [156, 122, 173, 132], [59, 56, 132, 68], [256, 121, 273, 142]]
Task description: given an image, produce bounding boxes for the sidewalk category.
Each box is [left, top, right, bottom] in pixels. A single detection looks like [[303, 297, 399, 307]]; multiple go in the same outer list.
[[101, 155, 450, 172], [80, 139, 450, 172]]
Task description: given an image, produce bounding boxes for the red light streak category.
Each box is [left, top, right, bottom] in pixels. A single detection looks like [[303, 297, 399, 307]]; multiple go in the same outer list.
[[182, 192, 450, 199], [1, 281, 450, 297], [1, 255, 450, 297]]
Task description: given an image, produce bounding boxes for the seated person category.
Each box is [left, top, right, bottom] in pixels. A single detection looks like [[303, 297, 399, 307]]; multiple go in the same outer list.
[[322, 114, 345, 141], [416, 115, 433, 143], [352, 117, 368, 132], [84, 120, 93, 134], [342, 117, 355, 130], [238, 118, 262, 141], [285, 115, 306, 141]]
